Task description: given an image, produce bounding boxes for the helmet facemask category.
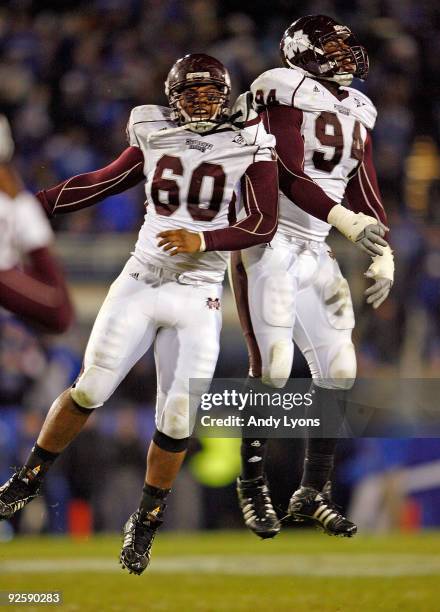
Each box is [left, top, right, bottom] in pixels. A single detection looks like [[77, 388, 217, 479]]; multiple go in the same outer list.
[[317, 29, 369, 86], [166, 80, 230, 133]]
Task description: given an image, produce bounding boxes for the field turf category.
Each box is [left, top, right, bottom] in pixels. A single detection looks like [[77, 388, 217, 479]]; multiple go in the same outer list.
[[1, 530, 439, 611]]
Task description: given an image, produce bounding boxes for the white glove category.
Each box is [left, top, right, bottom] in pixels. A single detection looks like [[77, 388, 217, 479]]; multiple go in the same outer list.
[[0, 114, 15, 163], [364, 245, 394, 309], [230, 92, 258, 130], [327, 204, 388, 256]]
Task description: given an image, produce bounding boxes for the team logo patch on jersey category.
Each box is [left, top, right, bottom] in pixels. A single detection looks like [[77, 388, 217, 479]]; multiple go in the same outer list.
[[185, 138, 213, 152], [206, 297, 221, 310], [334, 104, 350, 116], [353, 96, 366, 108], [232, 133, 245, 145]]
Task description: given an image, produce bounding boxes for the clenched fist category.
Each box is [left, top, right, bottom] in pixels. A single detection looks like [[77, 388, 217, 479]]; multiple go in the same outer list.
[[157, 229, 202, 256]]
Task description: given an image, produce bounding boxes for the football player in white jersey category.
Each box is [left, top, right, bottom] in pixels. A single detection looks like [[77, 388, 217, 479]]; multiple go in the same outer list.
[[0, 53, 282, 574], [232, 15, 394, 539], [0, 114, 73, 333]]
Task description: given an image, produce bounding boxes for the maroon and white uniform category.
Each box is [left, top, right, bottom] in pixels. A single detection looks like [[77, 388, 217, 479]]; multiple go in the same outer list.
[[0, 115, 73, 334], [38, 105, 278, 437], [231, 67, 387, 390]]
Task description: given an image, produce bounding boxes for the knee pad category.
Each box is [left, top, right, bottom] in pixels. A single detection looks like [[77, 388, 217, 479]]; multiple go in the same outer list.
[[324, 277, 355, 330], [159, 393, 191, 439], [70, 365, 117, 409], [326, 342, 357, 390], [261, 273, 295, 328], [261, 339, 293, 388]]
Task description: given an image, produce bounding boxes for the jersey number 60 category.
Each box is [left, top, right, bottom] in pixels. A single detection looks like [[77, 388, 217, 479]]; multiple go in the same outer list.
[[151, 154, 226, 221]]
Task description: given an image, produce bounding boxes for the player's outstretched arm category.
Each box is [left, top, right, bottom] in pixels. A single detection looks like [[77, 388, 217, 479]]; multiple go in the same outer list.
[[37, 146, 145, 217], [0, 115, 74, 332], [156, 158, 279, 255], [346, 133, 394, 308], [262, 105, 388, 256], [0, 190, 73, 333], [0, 245, 73, 333]]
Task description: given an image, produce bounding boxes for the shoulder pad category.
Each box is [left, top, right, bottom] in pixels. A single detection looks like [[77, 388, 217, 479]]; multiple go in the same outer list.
[[341, 87, 377, 130], [251, 67, 305, 108], [126, 105, 172, 147], [129, 105, 171, 125], [235, 120, 276, 149]]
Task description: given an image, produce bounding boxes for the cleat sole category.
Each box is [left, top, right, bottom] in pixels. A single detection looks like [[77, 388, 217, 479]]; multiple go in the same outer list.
[[290, 512, 357, 538]]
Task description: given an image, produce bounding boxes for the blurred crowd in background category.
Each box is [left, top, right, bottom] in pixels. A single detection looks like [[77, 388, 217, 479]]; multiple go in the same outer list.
[[0, 0, 440, 535]]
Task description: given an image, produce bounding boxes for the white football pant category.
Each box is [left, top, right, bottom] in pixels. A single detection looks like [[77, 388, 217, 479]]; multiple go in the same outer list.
[[72, 256, 222, 438], [231, 232, 356, 390]]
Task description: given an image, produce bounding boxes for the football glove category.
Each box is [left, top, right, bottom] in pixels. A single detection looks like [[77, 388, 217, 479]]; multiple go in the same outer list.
[[229, 91, 257, 130], [327, 204, 388, 257], [364, 245, 394, 309]]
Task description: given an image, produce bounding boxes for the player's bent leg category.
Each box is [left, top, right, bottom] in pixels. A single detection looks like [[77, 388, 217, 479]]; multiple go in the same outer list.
[[230, 249, 292, 537], [120, 432, 188, 575], [121, 280, 221, 574], [0, 389, 92, 521], [289, 249, 357, 536], [120, 433, 188, 575], [287, 384, 357, 537], [72, 258, 160, 410], [288, 361, 358, 536], [1, 261, 159, 524], [324, 341, 357, 390], [239, 242, 296, 388]]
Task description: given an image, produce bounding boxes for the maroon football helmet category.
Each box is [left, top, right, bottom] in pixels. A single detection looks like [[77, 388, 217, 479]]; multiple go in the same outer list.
[[280, 15, 369, 85], [165, 53, 231, 133]]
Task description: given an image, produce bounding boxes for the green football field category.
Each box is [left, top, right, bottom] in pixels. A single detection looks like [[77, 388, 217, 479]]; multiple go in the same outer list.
[[1, 530, 439, 612]]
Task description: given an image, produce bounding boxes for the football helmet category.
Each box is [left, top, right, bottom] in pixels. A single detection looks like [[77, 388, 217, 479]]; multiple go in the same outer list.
[[165, 53, 231, 133], [280, 15, 369, 86]]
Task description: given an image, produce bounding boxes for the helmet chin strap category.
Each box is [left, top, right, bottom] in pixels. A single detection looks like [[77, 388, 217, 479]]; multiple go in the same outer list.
[[185, 121, 219, 134], [285, 61, 354, 87], [176, 100, 228, 133], [319, 72, 354, 86]]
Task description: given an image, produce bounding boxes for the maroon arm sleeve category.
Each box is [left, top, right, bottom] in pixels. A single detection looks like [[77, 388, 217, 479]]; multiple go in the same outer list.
[[203, 159, 278, 251], [0, 247, 74, 334], [37, 146, 145, 217], [261, 105, 338, 222], [345, 132, 388, 228]]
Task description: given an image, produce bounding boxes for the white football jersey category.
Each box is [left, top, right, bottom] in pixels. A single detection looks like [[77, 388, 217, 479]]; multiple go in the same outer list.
[[0, 192, 53, 270], [251, 67, 377, 241], [126, 105, 275, 284]]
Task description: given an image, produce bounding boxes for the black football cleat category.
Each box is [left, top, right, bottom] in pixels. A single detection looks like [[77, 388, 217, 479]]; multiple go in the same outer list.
[[119, 508, 164, 575], [0, 472, 40, 520], [288, 486, 357, 537], [322, 480, 332, 500], [237, 475, 281, 540]]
